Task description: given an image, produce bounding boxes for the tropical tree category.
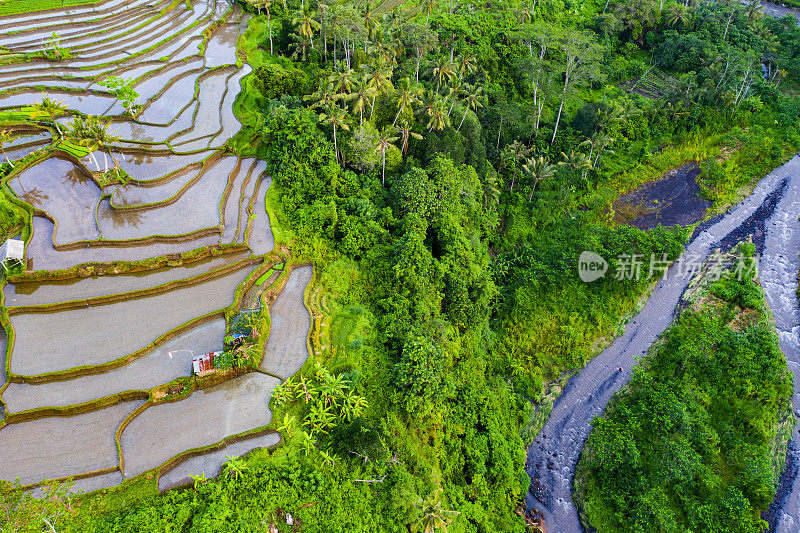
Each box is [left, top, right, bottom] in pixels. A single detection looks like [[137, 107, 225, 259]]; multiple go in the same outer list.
[[318, 104, 350, 163], [418, 0, 437, 23], [75, 117, 119, 173], [558, 149, 593, 188], [425, 56, 455, 92], [31, 95, 66, 136], [348, 75, 375, 125], [393, 77, 424, 125], [364, 66, 394, 118], [396, 120, 422, 155], [581, 131, 615, 169], [456, 84, 483, 132], [744, 0, 764, 22], [482, 172, 500, 210], [0, 129, 17, 169], [666, 3, 691, 28], [288, 32, 313, 61], [375, 127, 399, 184], [403, 24, 438, 82], [411, 489, 459, 533], [551, 31, 604, 143], [306, 81, 339, 111], [426, 95, 450, 131], [500, 140, 532, 191], [329, 63, 355, 96], [453, 54, 478, 78], [292, 8, 321, 48], [522, 155, 557, 200], [260, 0, 276, 53], [444, 77, 463, 116], [361, 2, 380, 50]]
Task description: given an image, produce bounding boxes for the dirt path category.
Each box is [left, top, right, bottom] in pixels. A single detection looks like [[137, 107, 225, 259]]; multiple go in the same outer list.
[[526, 156, 800, 531]]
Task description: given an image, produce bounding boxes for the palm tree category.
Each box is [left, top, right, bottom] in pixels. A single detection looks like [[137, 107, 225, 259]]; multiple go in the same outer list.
[[666, 3, 690, 28], [444, 77, 464, 116], [318, 104, 350, 164], [500, 140, 531, 191], [456, 84, 483, 132], [75, 117, 119, 173], [744, 0, 763, 22], [364, 66, 394, 119], [306, 81, 339, 111], [425, 57, 455, 93], [482, 173, 500, 211], [292, 8, 321, 48], [361, 2, 380, 50], [395, 121, 422, 155], [581, 131, 615, 170], [412, 489, 459, 533], [521, 156, 557, 201], [418, 0, 436, 23], [558, 149, 592, 188], [375, 128, 399, 185], [329, 63, 354, 96], [0, 129, 17, 169], [31, 94, 66, 136], [426, 96, 450, 131], [67, 117, 101, 171], [348, 76, 375, 126], [453, 55, 478, 79], [393, 78, 424, 126], [263, 0, 276, 53], [288, 32, 313, 61]]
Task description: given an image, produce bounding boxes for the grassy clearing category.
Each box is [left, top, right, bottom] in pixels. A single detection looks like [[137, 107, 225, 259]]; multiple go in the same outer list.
[[609, 121, 799, 215]]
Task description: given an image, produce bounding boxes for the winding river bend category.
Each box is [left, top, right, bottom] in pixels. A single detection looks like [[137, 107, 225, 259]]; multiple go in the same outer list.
[[525, 2, 800, 528], [525, 156, 800, 530]]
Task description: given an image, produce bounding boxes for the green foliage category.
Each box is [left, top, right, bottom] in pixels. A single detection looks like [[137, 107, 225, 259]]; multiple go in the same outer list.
[[274, 363, 369, 438], [576, 271, 793, 532], [0, 479, 76, 532], [98, 76, 141, 115]]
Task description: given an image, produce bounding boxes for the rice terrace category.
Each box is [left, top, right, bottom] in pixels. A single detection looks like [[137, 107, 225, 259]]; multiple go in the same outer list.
[[0, 0, 800, 531], [0, 0, 314, 502]]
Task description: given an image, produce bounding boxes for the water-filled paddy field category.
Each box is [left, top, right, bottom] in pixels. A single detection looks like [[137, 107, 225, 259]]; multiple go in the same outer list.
[[0, 0, 312, 494]]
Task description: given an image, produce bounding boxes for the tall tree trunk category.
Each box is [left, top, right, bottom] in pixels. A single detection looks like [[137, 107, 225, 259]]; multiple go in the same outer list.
[[723, 7, 735, 40], [333, 124, 338, 163], [268, 11, 273, 53], [551, 78, 568, 144], [456, 109, 468, 131], [382, 150, 386, 185], [496, 115, 503, 149], [2, 149, 14, 169]]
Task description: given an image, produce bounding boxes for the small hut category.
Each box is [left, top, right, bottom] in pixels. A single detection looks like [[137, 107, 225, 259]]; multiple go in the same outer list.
[[0, 239, 24, 271], [192, 351, 222, 376]]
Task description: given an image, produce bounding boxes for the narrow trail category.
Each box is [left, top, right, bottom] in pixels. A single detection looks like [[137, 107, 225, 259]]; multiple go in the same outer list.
[[526, 156, 800, 532]]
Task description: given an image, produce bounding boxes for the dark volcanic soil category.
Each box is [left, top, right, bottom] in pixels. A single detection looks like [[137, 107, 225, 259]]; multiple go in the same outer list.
[[615, 163, 711, 230]]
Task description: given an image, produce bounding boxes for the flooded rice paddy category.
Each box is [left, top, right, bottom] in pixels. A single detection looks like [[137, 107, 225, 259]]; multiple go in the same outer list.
[[0, 0, 313, 494]]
